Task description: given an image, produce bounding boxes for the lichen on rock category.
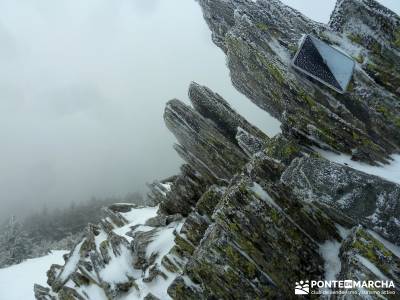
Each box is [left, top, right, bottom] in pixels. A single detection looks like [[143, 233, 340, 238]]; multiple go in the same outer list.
[[35, 0, 400, 299]]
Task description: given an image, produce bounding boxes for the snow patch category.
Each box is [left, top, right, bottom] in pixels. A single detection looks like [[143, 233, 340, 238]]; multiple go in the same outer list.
[[94, 230, 108, 253], [367, 230, 400, 259], [317, 149, 400, 185], [146, 223, 182, 265], [336, 224, 351, 240], [0, 251, 67, 300], [319, 240, 342, 281], [58, 240, 84, 281], [160, 182, 172, 192], [121, 221, 184, 300], [251, 183, 280, 209], [77, 284, 108, 300], [120, 205, 159, 225], [99, 246, 141, 284], [356, 254, 389, 281]]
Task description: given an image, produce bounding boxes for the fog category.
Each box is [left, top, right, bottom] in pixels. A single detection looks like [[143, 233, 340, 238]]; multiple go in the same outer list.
[[0, 0, 398, 218]]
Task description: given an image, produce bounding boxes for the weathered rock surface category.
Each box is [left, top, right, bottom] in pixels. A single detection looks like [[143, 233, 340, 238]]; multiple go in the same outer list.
[[181, 178, 330, 299], [164, 99, 248, 181], [335, 226, 400, 299], [34, 203, 185, 300], [148, 164, 209, 216], [188, 82, 268, 143], [35, 0, 400, 299], [37, 80, 400, 299], [198, 0, 400, 164], [329, 0, 400, 95], [282, 156, 400, 245]]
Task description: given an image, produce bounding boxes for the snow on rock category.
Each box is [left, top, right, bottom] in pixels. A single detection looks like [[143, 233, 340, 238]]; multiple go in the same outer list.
[[250, 182, 279, 209], [319, 225, 351, 284], [318, 149, 400, 185], [337, 226, 400, 292], [319, 238, 344, 296], [120, 222, 183, 300], [35, 204, 185, 299], [76, 284, 108, 300], [58, 240, 84, 282], [198, 0, 400, 166], [367, 230, 400, 259], [146, 224, 182, 265], [98, 245, 140, 286], [282, 155, 400, 245], [160, 182, 172, 193], [319, 240, 342, 281], [119, 206, 159, 227], [356, 254, 390, 281], [0, 251, 67, 300]]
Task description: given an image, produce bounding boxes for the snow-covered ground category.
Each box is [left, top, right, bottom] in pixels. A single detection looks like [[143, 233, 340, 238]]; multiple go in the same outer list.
[[0, 250, 68, 300], [318, 149, 400, 185]]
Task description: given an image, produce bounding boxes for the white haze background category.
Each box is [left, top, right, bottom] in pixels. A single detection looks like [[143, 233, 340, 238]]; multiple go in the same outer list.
[[0, 0, 398, 218]]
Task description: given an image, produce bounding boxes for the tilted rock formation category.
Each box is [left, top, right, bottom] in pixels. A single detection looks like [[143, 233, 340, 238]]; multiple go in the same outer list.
[[35, 0, 400, 299], [335, 226, 400, 299], [36, 80, 400, 299], [198, 0, 400, 164], [188, 82, 268, 143], [147, 164, 209, 216], [35, 204, 185, 300], [282, 156, 400, 245], [164, 99, 248, 181], [329, 0, 400, 95]]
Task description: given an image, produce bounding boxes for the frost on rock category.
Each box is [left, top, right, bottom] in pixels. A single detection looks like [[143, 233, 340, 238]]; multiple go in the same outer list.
[[34, 204, 185, 300], [336, 226, 400, 296], [235, 127, 266, 157], [282, 156, 400, 245], [318, 148, 400, 185], [198, 0, 400, 165], [32, 0, 400, 298]]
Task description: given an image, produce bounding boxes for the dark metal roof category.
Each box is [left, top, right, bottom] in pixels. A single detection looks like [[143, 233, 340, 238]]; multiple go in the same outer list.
[[292, 35, 355, 93]]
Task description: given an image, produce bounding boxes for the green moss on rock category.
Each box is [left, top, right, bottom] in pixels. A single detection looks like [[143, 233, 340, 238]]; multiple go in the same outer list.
[[264, 134, 301, 165], [174, 234, 195, 256], [256, 23, 269, 32]]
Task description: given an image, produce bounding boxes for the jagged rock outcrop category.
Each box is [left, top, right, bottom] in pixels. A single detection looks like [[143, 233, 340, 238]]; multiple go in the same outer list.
[[335, 226, 400, 299], [148, 164, 210, 216], [180, 177, 335, 299], [188, 82, 268, 143], [164, 99, 248, 181], [282, 156, 400, 245], [198, 0, 400, 164], [36, 80, 400, 299], [329, 0, 400, 95], [35, 0, 400, 299], [35, 204, 185, 299]]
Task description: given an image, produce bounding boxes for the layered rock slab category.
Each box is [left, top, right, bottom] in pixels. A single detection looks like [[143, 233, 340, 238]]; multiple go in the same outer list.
[[282, 156, 400, 245], [197, 0, 400, 164], [334, 226, 400, 299], [164, 99, 248, 181]]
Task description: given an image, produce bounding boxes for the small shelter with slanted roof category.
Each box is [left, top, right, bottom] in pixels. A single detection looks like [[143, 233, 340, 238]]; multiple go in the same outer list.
[[291, 35, 355, 93]]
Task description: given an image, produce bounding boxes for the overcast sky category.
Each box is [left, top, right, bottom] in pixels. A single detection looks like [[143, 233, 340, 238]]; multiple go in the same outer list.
[[0, 0, 398, 218]]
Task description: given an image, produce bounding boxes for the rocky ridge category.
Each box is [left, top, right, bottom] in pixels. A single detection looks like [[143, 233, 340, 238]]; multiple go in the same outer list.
[[35, 0, 400, 299], [198, 0, 400, 164]]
